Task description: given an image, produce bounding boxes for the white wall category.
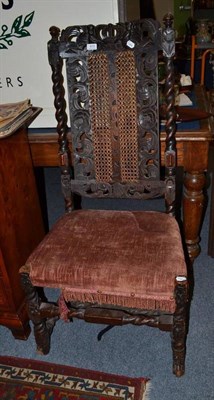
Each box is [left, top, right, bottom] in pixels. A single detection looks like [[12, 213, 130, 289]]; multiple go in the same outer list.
[[1, 0, 119, 127]]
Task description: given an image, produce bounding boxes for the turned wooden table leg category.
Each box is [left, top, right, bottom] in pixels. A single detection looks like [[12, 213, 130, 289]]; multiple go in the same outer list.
[[183, 141, 209, 262], [183, 171, 206, 261]]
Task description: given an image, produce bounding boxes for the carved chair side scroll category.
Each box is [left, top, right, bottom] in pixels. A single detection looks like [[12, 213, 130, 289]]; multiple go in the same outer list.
[[20, 14, 189, 377]]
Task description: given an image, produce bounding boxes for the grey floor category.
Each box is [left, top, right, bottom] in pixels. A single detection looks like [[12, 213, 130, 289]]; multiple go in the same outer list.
[[0, 167, 214, 400]]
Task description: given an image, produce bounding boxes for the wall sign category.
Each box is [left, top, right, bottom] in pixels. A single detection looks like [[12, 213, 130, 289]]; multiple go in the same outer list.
[[1, 0, 119, 127]]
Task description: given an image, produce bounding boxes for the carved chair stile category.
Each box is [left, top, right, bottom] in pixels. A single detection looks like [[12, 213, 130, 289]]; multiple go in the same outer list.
[[20, 14, 189, 377]]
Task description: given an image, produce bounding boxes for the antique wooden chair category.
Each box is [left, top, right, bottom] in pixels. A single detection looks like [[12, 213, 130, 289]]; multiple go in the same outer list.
[[20, 14, 189, 377]]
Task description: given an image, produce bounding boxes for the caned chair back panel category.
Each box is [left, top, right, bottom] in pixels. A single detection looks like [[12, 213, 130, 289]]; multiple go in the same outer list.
[[48, 16, 176, 208], [59, 20, 165, 199]]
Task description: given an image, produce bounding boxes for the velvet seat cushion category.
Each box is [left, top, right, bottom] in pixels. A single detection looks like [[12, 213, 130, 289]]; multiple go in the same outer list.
[[27, 210, 187, 313]]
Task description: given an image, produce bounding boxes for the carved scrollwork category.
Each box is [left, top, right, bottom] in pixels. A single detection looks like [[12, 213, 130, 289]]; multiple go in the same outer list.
[[75, 156, 94, 180], [51, 15, 176, 202], [60, 25, 89, 52], [138, 85, 157, 114], [138, 109, 157, 130], [60, 19, 161, 54], [172, 277, 188, 376], [95, 23, 125, 43], [70, 110, 90, 135], [64, 21, 161, 194], [60, 20, 160, 55], [70, 180, 165, 199]]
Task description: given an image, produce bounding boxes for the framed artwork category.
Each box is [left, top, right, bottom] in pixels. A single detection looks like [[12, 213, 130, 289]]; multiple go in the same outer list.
[[1, 0, 119, 127]]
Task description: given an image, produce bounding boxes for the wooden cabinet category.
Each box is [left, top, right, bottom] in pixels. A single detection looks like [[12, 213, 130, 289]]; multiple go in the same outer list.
[[0, 109, 45, 339]]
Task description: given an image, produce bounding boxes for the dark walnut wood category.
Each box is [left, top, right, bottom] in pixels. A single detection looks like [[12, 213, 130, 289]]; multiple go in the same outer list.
[[0, 109, 45, 339], [20, 14, 190, 377], [49, 19, 166, 202]]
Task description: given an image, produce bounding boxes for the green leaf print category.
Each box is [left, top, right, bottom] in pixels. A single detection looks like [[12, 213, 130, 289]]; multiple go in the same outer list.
[[23, 11, 35, 28], [11, 15, 22, 33], [0, 11, 35, 49]]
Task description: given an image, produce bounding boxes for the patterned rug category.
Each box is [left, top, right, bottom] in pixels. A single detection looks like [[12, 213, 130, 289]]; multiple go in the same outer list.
[[0, 356, 150, 400]]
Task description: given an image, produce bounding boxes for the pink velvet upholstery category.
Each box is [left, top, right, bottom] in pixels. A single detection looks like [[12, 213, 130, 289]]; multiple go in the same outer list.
[[27, 210, 186, 313]]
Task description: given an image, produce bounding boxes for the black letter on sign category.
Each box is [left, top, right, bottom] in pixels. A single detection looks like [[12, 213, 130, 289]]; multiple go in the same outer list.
[[2, 0, 14, 10], [17, 76, 23, 87], [6, 77, 13, 87]]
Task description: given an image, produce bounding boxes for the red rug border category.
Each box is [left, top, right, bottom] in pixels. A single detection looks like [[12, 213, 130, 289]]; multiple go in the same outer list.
[[0, 355, 149, 400]]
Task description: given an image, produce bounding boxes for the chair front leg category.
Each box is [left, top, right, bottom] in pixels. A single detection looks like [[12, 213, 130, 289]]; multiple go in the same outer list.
[[20, 268, 56, 355], [172, 277, 189, 377]]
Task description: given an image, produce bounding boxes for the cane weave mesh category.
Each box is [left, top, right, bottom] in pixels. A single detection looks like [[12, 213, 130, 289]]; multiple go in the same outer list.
[[116, 51, 139, 182], [88, 53, 113, 182], [88, 50, 139, 184]]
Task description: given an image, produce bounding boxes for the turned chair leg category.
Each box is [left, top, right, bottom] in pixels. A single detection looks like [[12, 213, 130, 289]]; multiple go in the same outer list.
[[172, 277, 189, 377], [171, 320, 186, 377], [20, 270, 59, 355], [33, 316, 52, 355]]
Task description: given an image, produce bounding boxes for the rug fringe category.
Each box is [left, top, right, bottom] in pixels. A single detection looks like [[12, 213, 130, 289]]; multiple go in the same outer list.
[[142, 379, 151, 400]]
